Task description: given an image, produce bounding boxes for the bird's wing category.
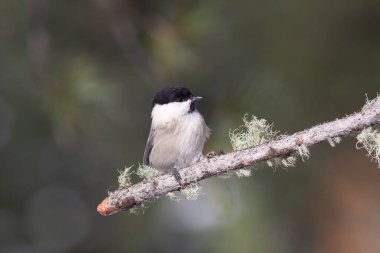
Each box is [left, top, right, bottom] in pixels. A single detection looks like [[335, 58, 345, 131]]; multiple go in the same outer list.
[[143, 128, 154, 166]]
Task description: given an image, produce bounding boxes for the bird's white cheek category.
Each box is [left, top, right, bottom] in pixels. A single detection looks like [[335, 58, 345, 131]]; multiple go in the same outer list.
[[151, 101, 191, 128]]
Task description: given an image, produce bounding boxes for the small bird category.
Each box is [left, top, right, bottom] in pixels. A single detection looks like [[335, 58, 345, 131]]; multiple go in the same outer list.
[[143, 86, 210, 184]]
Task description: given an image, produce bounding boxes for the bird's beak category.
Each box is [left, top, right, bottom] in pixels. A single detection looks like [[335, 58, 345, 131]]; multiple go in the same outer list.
[[191, 96, 202, 102]]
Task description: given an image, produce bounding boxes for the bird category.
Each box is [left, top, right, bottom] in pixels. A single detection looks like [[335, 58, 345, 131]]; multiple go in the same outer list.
[[143, 86, 210, 184]]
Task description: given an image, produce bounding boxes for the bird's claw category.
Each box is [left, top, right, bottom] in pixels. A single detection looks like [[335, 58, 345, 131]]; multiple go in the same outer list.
[[171, 167, 182, 186]]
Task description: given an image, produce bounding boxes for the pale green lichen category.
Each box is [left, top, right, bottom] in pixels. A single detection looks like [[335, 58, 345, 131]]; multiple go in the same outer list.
[[181, 183, 202, 200], [334, 137, 342, 144], [266, 156, 297, 169], [266, 160, 275, 167], [118, 163, 160, 188], [229, 114, 279, 150], [356, 126, 380, 167], [217, 172, 233, 179], [118, 166, 133, 188], [267, 158, 281, 168], [281, 156, 297, 167], [166, 192, 181, 202], [230, 114, 281, 174], [230, 114, 312, 172], [136, 164, 161, 179], [297, 144, 310, 162], [235, 168, 252, 177], [362, 94, 378, 110]]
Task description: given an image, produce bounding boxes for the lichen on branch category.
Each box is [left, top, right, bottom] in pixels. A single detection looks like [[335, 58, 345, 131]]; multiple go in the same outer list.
[[97, 94, 380, 216], [356, 126, 380, 167], [229, 114, 310, 172]]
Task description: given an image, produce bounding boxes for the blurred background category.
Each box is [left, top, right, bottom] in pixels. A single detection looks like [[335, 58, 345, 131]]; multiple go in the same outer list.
[[0, 0, 380, 252]]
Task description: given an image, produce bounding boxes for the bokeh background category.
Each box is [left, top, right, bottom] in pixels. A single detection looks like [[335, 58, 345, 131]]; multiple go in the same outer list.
[[1, 0, 380, 252]]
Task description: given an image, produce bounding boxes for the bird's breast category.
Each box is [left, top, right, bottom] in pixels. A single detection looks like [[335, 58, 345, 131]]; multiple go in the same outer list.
[[149, 112, 209, 172]]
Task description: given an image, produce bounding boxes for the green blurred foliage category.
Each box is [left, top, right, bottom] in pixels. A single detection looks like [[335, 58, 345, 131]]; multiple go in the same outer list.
[[0, 0, 379, 252]]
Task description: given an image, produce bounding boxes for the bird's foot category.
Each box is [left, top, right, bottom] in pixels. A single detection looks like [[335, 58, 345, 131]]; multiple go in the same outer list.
[[171, 167, 182, 186], [206, 150, 225, 159]]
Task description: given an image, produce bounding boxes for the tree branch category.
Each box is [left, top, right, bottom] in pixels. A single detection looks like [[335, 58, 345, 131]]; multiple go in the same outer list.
[[97, 96, 380, 216]]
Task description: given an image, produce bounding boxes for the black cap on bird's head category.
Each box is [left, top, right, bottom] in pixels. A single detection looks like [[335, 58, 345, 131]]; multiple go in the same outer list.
[[152, 86, 202, 111]]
